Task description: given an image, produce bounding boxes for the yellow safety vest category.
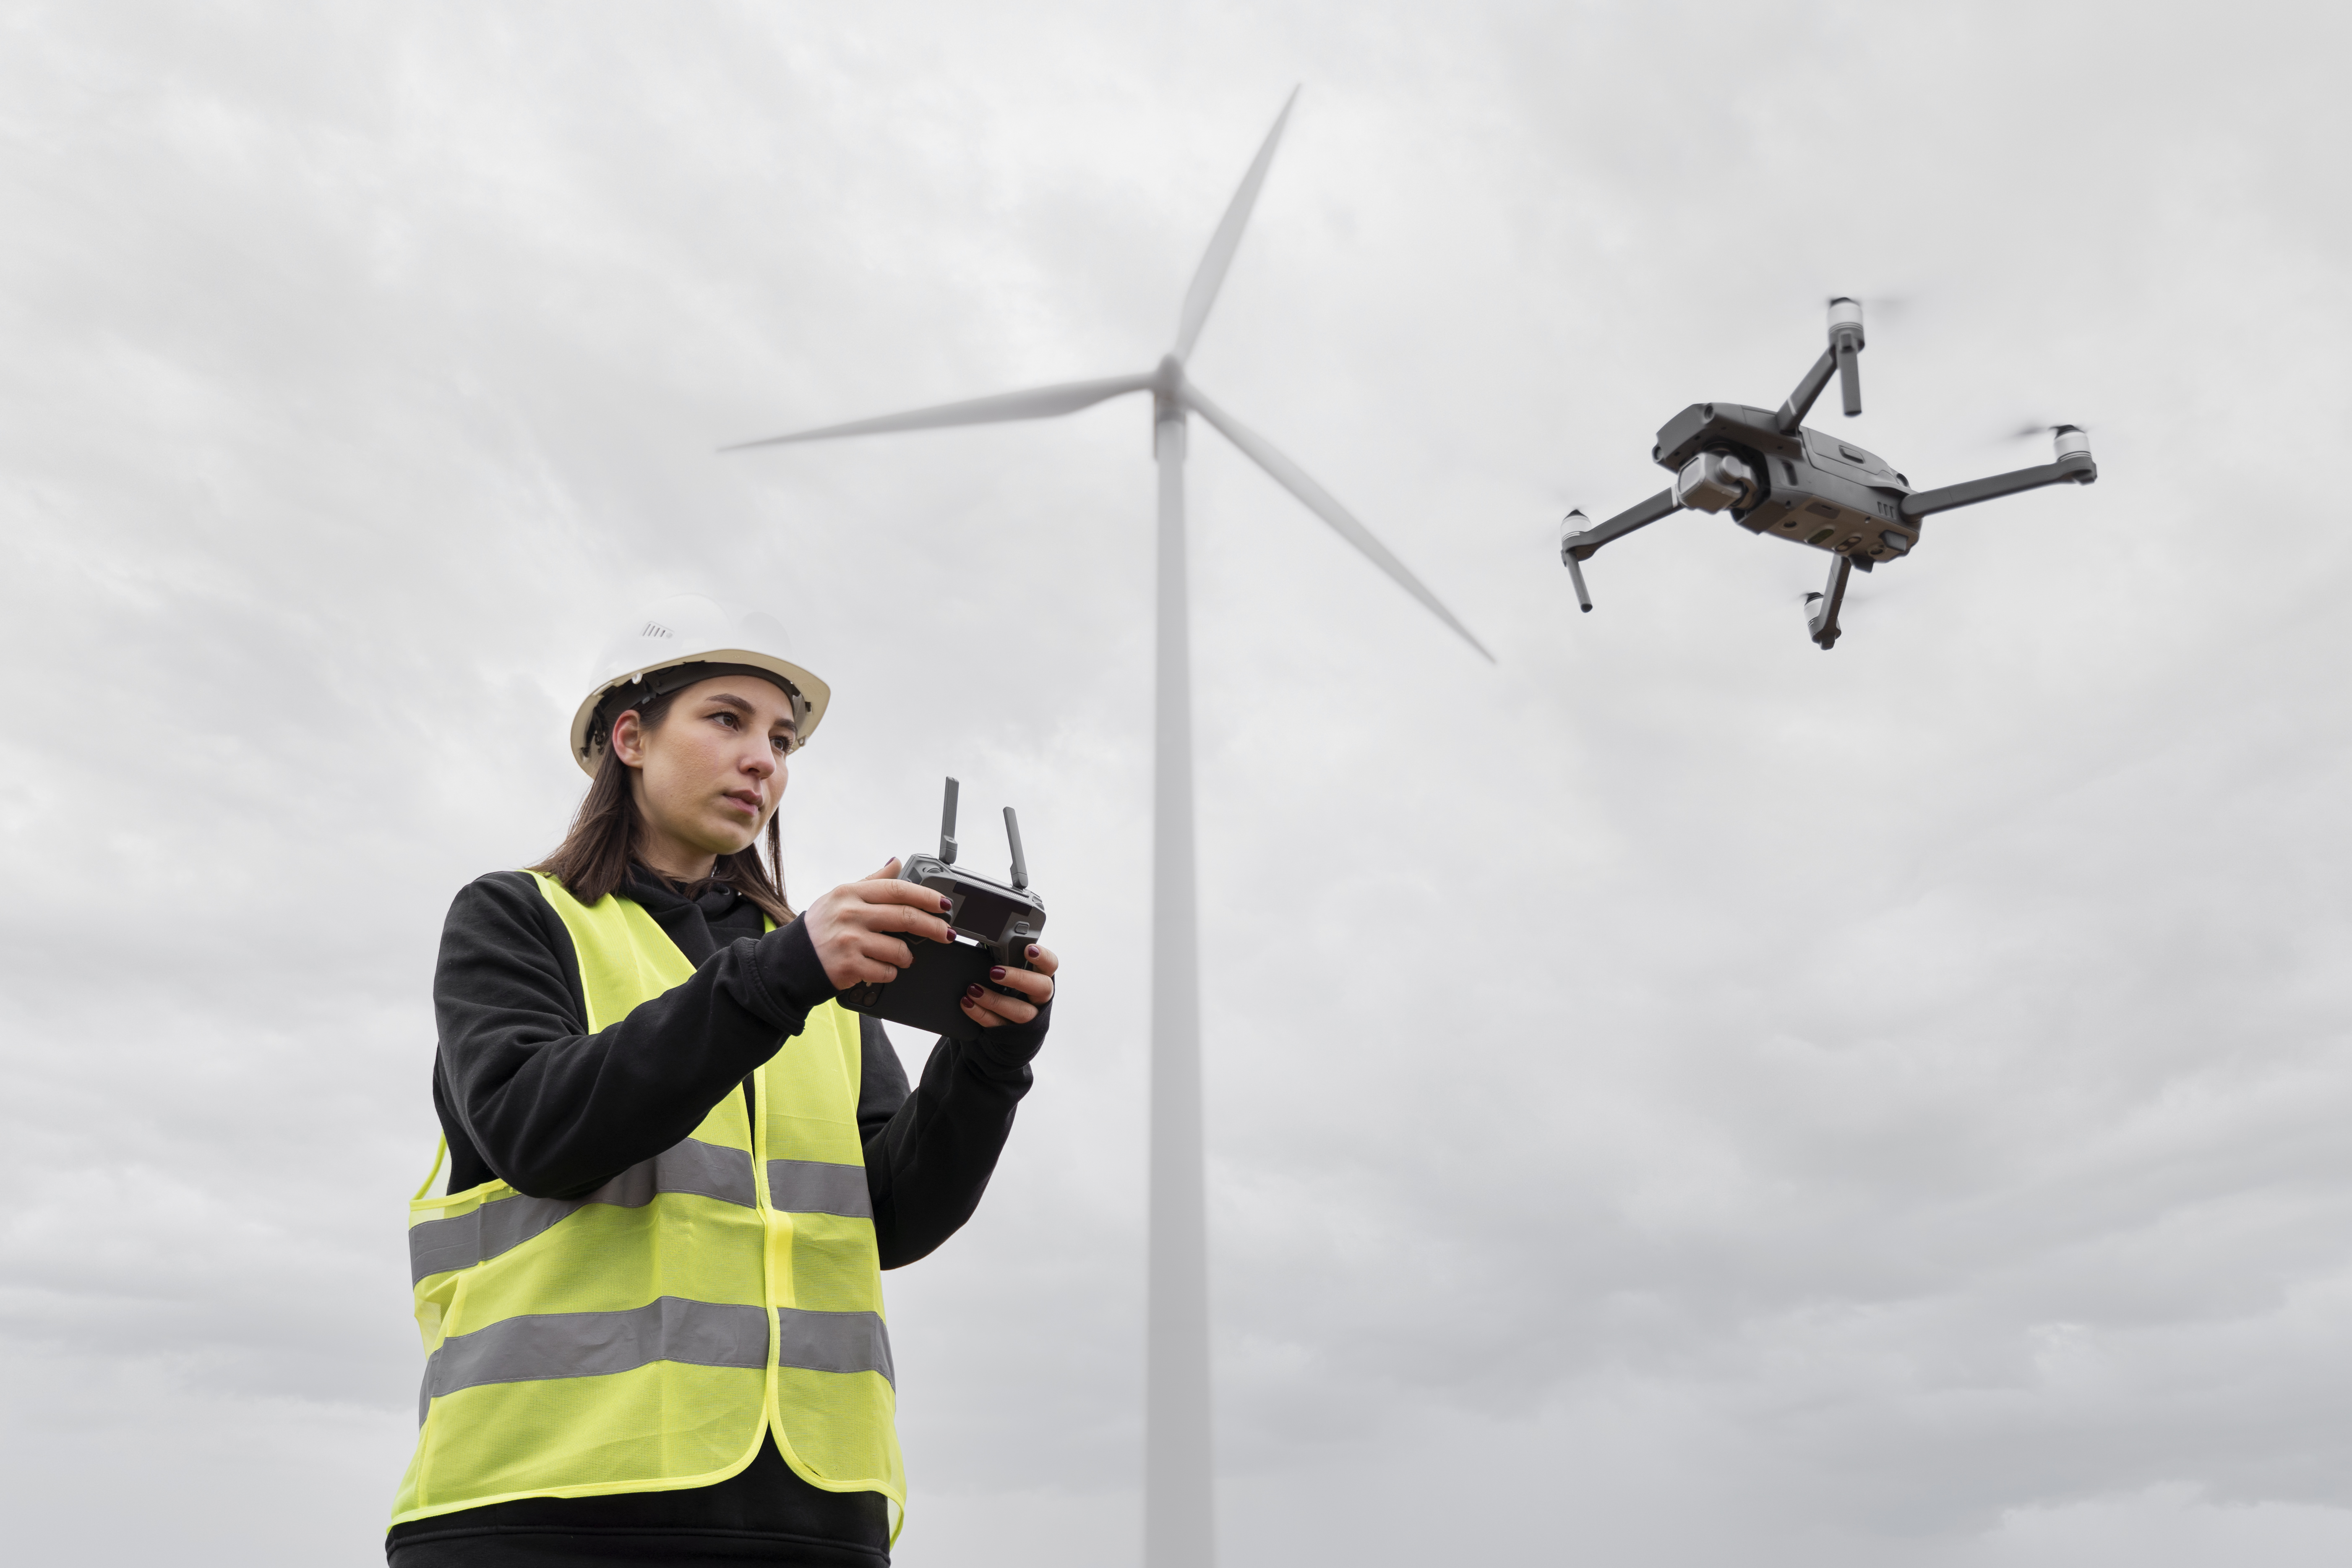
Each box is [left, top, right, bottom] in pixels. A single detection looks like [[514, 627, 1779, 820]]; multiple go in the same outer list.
[[389, 872, 904, 1529]]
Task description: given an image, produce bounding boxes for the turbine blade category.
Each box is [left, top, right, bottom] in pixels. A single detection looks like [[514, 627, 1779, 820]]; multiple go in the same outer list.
[[1171, 87, 1300, 364], [1184, 384, 1494, 663], [721, 373, 1155, 451]]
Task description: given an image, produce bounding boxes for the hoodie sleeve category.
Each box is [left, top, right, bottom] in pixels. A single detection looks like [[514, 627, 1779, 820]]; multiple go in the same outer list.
[[431, 871, 837, 1199], [855, 1005, 1050, 1269]]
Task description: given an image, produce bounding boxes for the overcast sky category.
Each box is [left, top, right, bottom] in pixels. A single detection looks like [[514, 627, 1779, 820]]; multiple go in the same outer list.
[[3, 2, 2350, 1564]]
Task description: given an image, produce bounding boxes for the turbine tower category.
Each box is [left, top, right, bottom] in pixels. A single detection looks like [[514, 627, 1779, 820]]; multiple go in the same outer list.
[[726, 89, 1489, 1568]]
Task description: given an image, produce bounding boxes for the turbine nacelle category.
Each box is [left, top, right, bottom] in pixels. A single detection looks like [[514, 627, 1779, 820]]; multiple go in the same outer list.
[[1152, 354, 1185, 428]]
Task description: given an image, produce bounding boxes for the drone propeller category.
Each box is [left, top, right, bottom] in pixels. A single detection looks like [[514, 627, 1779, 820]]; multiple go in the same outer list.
[[1829, 291, 1913, 319], [2003, 419, 2091, 442]]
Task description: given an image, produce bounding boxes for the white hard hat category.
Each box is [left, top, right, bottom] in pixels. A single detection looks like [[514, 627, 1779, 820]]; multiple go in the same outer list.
[[568, 593, 832, 775]]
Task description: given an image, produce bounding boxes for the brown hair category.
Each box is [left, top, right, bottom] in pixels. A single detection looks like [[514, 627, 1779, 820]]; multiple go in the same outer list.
[[531, 677, 795, 924]]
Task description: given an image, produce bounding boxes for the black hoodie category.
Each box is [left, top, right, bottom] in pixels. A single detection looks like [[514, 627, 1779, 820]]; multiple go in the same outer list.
[[386, 866, 1047, 1567]]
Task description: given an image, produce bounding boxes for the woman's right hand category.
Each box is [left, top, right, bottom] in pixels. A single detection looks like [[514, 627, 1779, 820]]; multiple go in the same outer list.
[[803, 859, 958, 990]]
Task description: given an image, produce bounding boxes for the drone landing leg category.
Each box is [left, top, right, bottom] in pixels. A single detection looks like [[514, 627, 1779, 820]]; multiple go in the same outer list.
[[1805, 554, 1851, 650], [1559, 488, 1684, 610], [1564, 551, 1593, 612]]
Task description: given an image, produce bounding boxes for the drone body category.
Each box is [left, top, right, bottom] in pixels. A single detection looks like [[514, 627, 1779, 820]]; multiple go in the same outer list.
[[1560, 299, 2096, 649]]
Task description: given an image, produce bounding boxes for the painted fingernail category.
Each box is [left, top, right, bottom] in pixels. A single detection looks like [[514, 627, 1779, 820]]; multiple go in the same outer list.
[[989, 966, 1007, 981], [1026, 945, 1040, 958], [966, 984, 984, 999], [939, 897, 954, 912]]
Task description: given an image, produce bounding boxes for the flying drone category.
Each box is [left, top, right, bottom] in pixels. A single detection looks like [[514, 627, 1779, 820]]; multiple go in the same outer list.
[[1558, 298, 2096, 649]]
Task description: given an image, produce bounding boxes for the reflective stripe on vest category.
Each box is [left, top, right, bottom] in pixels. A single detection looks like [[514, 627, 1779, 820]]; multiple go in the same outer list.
[[778, 1306, 896, 1383], [421, 1297, 771, 1420], [407, 1139, 758, 1283], [420, 1301, 894, 1418], [767, 1158, 873, 1219], [390, 874, 904, 1530]]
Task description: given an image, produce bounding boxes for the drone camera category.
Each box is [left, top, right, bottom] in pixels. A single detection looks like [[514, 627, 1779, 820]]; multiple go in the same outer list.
[[1672, 450, 1757, 514]]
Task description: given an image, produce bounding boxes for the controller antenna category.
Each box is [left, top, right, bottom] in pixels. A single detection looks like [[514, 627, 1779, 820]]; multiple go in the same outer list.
[[939, 776, 960, 865], [1004, 807, 1029, 891]]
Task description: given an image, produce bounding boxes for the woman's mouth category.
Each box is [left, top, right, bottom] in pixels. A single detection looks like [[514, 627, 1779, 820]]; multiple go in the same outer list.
[[722, 790, 761, 818]]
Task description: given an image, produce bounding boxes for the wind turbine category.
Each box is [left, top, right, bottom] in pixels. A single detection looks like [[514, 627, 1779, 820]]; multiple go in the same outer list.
[[725, 89, 1489, 1568]]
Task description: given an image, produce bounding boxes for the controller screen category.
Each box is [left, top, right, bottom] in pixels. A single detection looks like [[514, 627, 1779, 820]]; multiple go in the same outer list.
[[950, 885, 1025, 944]]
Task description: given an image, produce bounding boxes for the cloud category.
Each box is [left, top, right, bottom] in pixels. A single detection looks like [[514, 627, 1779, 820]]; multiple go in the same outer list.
[[0, 2, 2347, 1565]]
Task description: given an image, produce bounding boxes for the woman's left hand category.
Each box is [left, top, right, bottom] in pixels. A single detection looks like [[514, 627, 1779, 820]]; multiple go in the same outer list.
[[963, 944, 1057, 1031]]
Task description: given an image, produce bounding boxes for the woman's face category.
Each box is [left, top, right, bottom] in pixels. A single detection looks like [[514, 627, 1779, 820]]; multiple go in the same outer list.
[[613, 674, 798, 868]]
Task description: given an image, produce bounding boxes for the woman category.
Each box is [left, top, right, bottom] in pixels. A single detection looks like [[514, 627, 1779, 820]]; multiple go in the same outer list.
[[388, 595, 1059, 1567]]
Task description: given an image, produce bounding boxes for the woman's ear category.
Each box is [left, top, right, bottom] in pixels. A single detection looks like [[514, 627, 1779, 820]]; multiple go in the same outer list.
[[610, 710, 647, 767]]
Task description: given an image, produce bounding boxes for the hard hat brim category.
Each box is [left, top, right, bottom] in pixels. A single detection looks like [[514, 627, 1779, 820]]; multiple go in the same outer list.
[[568, 650, 832, 776]]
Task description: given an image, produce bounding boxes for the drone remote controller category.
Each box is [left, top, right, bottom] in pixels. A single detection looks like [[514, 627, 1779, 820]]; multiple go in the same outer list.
[[839, 777, 1048, 1042]]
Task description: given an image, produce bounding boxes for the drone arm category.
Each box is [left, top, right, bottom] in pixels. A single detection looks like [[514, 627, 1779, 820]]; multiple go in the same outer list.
[[1559, 490, 1682, 613], [1562, 489, 1682, 561], [1901, 451, 2097, 520], [1776, 346, 1840, 434]]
